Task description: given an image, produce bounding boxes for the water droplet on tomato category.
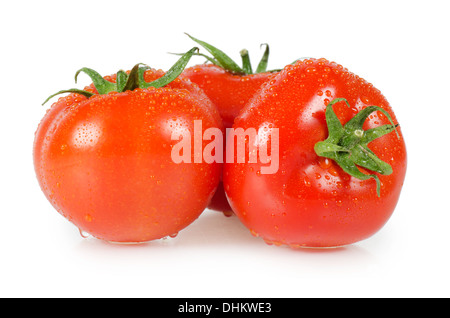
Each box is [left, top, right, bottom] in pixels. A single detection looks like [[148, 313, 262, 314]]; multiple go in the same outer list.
[[361, 96, 370, 104], [303, 176, 311, 187], [78, 228, 90, 238], [318, 157, 332, 170], [222, 211, 233, 217], [169, 232, 178, 238]]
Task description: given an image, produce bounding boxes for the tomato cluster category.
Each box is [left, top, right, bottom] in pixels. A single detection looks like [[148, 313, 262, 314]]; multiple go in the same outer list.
[[34, 36, 406, 247]]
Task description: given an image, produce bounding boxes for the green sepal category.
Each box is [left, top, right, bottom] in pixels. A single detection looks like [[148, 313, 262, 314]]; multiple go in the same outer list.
[[240, 49, 253, 74], [121, 63, 142, 92], [185, 33, 244, 74], [314, 98, 400, 197], [169, 52, 218, 65], [116, 70, 128, 93], [256, 43, 270, 73], [42, 89, 94, 105], [140, 47, 199, 89], [42, 48, 198, 105], [75, 67, 117, 95]]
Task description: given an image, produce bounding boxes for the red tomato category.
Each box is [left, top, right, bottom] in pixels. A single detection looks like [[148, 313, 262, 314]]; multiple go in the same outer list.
[[34, 54, 223, 243], [183, 64, 274, 129], [223, 58, 407, 248], [182, 35, 279, 213]]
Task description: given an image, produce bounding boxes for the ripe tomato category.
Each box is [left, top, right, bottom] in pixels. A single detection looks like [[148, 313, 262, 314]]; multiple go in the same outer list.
[[183, 64, 275, 129], [182, 35, 279, 213], [34, 49, 223, 243], [223, 58, 407, 248]]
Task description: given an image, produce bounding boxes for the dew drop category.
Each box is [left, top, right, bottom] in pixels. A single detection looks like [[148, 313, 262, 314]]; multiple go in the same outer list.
[[361, 96, 370, 104], [222, 211, 233, 217], [318, 157, 332, 170], [304, 176, 311, 187], [78, 228, 90, 238], [328, 167, 339, 177]]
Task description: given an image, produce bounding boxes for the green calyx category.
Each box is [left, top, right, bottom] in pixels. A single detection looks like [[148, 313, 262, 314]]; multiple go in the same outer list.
[[184, 33, 278, 75], [42, 47, 199, 105], [314, 98, 400, 197]]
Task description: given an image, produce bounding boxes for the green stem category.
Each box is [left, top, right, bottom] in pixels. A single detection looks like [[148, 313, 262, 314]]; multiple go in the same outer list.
[[240, 49, 253, 74]]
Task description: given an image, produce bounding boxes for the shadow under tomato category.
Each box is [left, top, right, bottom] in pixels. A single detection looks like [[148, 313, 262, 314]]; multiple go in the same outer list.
[[74, 209, 376, 266], [74, 209, 256, 249]]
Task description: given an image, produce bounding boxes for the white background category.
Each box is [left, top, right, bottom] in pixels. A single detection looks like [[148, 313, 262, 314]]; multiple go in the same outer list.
[[1, 0, 449, 298]]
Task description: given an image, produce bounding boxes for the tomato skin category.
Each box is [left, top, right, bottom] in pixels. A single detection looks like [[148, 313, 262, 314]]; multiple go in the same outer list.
[[183, 64, 275, 213], [183, 64, 274, 129], [34, 70, 223, 243], [223, 58, 407, 248]]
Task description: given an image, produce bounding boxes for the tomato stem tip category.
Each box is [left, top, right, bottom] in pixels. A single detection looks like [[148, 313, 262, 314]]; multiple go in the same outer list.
[[314, 98, 400, 197]]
